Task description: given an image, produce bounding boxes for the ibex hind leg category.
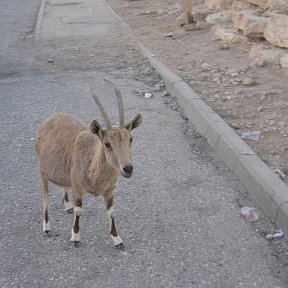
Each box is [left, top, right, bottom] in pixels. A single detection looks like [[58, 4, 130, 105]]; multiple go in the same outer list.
[[40, 173, 52, 237], [61, 188, 74, 213]]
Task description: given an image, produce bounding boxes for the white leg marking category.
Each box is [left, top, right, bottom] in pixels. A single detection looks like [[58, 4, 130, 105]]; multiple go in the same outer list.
[[74, 207, 83, 216], [107, 207, 123, 246], [64, 201, 73, 211], [43, 219, 51, 232], [70, 228, 80, 242], [111, 234, 123, 246]]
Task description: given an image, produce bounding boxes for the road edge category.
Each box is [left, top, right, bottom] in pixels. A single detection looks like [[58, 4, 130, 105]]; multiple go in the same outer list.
[[140, 44, 288, 237], [33, 0, 46, 42]]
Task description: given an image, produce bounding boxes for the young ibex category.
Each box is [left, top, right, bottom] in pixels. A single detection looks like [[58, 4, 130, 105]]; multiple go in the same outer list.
[[35, 80, 142, 249]]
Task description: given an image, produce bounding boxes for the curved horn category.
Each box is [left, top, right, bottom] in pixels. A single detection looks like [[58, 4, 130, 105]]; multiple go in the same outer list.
[[104, 79, 125, 128], [88, 85, 112, 130]]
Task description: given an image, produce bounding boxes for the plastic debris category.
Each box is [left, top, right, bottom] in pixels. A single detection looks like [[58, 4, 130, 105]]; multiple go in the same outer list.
[[240, 207, 259, 222], [144, 92, 153, 99], [266, 230, 284, 240], [134, 90, 154, 99], [241, 131, 261, 141]]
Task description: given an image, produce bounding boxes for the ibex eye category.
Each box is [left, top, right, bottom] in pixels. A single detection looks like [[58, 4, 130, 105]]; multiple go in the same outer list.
[[104, 143, 112, 149]]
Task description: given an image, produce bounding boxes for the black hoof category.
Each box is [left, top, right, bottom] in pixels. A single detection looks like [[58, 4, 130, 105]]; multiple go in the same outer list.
[[66, 208, 74, 214], [114, 243, 125, 250], [71, 241, 80, 248], [43, 230, 52, 237]]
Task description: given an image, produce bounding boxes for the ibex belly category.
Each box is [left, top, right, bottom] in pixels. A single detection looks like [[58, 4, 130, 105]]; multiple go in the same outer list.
[[36, 113, 87, 188]]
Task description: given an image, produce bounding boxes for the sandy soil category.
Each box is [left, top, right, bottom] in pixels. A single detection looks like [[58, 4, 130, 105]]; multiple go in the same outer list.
[[107, 0, 288, 183]]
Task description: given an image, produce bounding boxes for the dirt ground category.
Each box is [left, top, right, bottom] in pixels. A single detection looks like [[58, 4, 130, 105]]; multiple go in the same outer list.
[[107, 0, 288, 183]]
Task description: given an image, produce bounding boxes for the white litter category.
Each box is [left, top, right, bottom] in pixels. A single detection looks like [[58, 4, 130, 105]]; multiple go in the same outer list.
[[266, 230, 284, 240], [144, 92, 153, 99], [240, 207, 259, 222], [241, 131, 261, 141]]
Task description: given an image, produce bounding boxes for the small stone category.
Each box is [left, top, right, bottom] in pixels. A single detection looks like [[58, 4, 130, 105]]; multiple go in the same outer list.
[[231, 123, 240, 129], [254, 59, 267, 67], [164, 32, 173, 37], [260, 95, 266, 101], [184, 23, 197, 31], [196, 21, 211, 30], [219, 43, 230, 50], [257, 106, 265, 112], [242, 78, 257, 86], [198, 73, 209, 81], [47, 59, 54, 63], [201, 63, 212, 71], [176, 13, 186, 27], [260, 155, 268, 163], [163, 91, 168, 97]]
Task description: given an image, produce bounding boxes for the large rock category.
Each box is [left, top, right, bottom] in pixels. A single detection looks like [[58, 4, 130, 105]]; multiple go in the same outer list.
[[249, 43, 288, 65], [233, 10, 269, 38], [212, 24, 248, 43], [206, 10, 233, 24], [231, 0, 257, 10], [264, 14, 288, 48], [268, 0, 288, 13], [192, 4, 211, 21], [238, 0, 269, 9], [205, 0, 232, 11], [280, 55, 288, 68]]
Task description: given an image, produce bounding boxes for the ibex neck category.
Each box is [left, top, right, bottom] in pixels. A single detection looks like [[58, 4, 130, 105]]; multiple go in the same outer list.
[[93, 143, 119, 178]]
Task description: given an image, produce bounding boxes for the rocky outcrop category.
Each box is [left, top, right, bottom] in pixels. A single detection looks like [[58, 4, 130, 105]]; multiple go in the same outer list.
[[212, 24, 248, 43], [264, 14, 288, 48], [232, 10, 269, 38], [206, 10, 233, 24], [205, 0, 233, 11], [240, 0, 269, 9], [268, 0, 288, 13], [249, 43, 288, 65], [197, 0, 288, 50], [231, 0, 257, 10]]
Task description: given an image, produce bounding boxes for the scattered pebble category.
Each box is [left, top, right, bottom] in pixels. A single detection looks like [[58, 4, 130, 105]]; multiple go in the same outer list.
[[195, 21, 210, 30], [184, 23, 197, 31], [219, 43, 230, 50], [163, 32, 173, 37], [242, 78, 257, 86], [47, 59, 54, 63], [201, 63, 212, 72]]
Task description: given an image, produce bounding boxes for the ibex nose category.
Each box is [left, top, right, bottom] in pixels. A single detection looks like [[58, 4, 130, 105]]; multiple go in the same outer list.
[[122, 165, 133, 178]]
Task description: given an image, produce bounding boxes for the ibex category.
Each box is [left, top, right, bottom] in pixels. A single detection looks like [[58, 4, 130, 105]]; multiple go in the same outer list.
[[35, 80, 142, 249]]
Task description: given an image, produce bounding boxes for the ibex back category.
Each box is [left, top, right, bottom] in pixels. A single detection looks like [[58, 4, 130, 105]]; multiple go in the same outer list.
[[35, 80, 142, 249]]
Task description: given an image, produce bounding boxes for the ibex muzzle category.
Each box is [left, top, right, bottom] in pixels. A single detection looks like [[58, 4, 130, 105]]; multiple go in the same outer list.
[[35, 79, 142, 249]]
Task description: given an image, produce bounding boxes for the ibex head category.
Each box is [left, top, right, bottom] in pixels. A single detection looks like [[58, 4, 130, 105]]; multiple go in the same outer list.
[[89, 80, 142, 178]]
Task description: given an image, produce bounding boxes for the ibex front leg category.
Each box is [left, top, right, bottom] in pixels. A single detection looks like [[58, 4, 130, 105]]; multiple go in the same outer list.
[[104, 193, 124, 250], [71, 194, 83, 248]]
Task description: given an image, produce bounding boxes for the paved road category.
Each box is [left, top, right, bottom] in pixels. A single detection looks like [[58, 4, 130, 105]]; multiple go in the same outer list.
[[0, 0, 287, 287]]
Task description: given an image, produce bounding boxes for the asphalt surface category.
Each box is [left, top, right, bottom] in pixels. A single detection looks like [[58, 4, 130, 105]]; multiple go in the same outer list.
[[0, 0, 287, 287]]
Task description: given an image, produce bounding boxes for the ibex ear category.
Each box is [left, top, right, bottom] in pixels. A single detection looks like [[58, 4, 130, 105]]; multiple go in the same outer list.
[[90, 120, 104, 139], [125, 113, 142, 131]]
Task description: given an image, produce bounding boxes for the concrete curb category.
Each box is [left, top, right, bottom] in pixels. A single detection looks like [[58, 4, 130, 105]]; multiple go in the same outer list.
[[140, 44, 288, 237]]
